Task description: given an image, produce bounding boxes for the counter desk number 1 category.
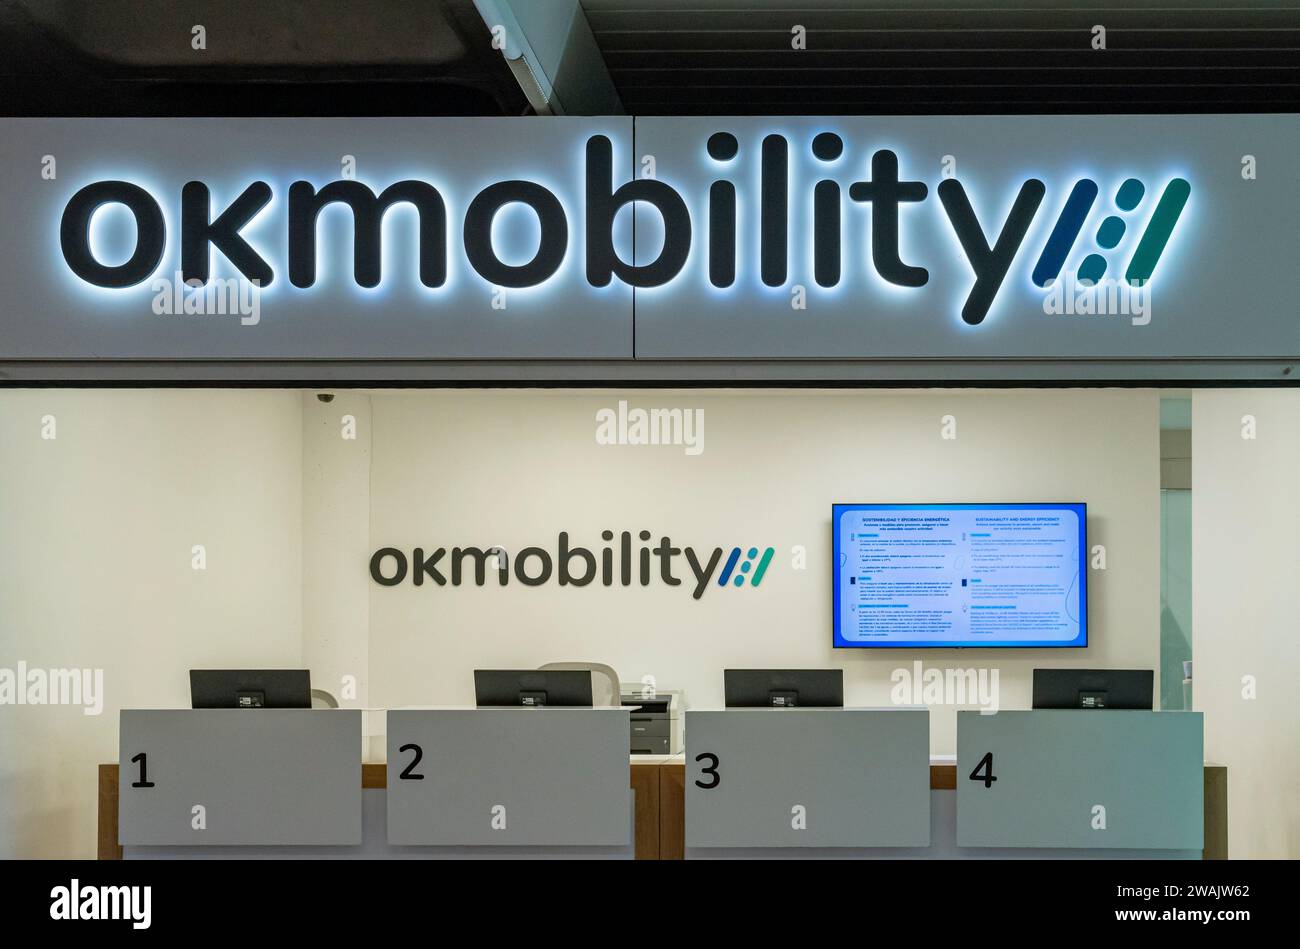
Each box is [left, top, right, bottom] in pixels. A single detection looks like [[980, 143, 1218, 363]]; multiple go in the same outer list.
[[130, 751, 156, 788]]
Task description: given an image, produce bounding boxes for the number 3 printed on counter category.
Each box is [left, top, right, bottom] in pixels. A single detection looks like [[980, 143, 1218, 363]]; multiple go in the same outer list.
[[695, 752, 720, 789]]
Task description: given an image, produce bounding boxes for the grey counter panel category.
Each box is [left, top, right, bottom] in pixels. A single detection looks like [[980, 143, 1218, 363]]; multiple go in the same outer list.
[[124, 788, 635, 860], [687, 790, 1201, 859], [118, 709, 361, 846], [386, 708, 632, 847], [956, 710, 1203, 849], [684, 708, 930, 848]]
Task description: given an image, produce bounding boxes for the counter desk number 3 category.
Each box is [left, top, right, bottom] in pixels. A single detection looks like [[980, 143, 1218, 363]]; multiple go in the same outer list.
[[695, 752, 720, 790]]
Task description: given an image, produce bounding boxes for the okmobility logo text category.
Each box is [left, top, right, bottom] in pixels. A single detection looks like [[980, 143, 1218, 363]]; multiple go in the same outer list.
[[370, 532, 775, 600], [59, 132, 1189, 326]]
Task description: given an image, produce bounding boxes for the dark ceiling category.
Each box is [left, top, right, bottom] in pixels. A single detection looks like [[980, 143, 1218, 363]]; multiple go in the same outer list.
[[2, 0, 1300, 116], [586, 0, 1300, 114], [0, 0, 529, 116]]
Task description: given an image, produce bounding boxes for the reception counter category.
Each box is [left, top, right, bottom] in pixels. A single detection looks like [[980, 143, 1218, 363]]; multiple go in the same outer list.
[[685, 707, 931, 852], [957, 710, 1204, 852], [98, 708, 1227, 860], [385, 708, 632, 847], [677, 708, 1210, 858], [108, 708, 640, 859], [117, 709, 363, 847]]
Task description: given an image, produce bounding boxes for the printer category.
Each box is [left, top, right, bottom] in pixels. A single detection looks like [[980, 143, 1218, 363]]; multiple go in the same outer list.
[[620, 686, 684, 756]]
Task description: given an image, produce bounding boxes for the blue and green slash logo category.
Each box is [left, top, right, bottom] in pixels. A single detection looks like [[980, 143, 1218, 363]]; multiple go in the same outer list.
[[717, 546, 775, 588], [1032, 177, 1191, 289]]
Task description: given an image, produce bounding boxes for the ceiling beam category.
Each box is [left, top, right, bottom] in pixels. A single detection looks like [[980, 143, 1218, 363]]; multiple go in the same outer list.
[[473, 0, 623, 114]]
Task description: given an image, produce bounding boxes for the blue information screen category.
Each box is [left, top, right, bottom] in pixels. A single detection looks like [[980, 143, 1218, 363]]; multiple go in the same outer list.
[[832, 503, 1087, 648]]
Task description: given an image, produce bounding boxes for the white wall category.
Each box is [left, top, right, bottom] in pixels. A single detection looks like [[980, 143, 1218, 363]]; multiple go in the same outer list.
[[0, 385, 1169, 857], [1193, 389, 1300, 858], [0, 390, 303, 858], [301, 392, 372, 714], [363, 389, 1161, 755], [1160, 488, 1193, 709]]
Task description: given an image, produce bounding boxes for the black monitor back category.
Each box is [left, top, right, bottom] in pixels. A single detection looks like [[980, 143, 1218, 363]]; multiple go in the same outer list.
[[474, 669, 594, 707], [724, 669, 844, 708], [1032, 668, 1153, 710], [190, 669, 312, 709]]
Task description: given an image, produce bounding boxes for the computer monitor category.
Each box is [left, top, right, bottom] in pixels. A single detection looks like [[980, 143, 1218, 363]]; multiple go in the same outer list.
[[1032, 668, 1154, 710], [724, 669, 844, 708], [190, 669, 312, 709], [473, 669, 594, 708]]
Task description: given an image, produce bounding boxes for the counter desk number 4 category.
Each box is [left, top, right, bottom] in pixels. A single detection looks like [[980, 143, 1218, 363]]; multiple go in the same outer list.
[[969, 752, 997, 788]]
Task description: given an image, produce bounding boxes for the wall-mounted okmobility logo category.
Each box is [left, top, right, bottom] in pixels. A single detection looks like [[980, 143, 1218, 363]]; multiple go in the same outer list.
[[58, 131, 1190, 326], [369, 531, 774, 600]]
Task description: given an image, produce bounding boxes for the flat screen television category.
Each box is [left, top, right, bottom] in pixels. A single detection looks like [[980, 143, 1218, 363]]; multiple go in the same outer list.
[[832, 502, 1087, 648]]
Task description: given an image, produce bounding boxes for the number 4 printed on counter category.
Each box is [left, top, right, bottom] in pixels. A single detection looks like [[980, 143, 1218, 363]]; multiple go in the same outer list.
[[969, 751, 997, 788]]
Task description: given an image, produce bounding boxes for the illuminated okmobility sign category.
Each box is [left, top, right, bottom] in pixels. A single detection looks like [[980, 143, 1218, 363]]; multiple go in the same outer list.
[[58, 131, 1190, 327]]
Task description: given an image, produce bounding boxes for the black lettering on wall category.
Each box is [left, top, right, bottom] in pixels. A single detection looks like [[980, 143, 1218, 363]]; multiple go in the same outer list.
[[463, 181, 567, 288], [585, 135, 691, 288], [287, 180, 447, 288], [558, 532, 596, 586], [370, 548, 408, 586], [412, 547, 447, 586], [60, 181, 165, 288], [760, 134, 788, 287], [515, 547, 553, 586], [811, 129, 845, 288], [848, 150, 929, 288], [938, 177, 1045, 325], [181, 181, 273, 285], [452, 547, 497, 586], [706, 131, 739, 289]]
